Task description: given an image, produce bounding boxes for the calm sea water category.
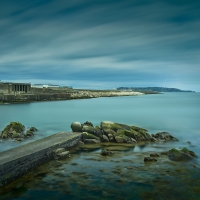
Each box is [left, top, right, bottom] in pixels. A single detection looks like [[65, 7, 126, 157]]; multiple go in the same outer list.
[[0, 93, 200, 199]]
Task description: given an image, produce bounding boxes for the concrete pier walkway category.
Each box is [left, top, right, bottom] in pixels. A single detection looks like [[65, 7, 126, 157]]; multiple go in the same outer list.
[[0, 132, 82, 186]]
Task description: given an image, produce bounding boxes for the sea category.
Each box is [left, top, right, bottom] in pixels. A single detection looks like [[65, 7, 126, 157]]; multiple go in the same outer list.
[[0, 92, 200, 200]]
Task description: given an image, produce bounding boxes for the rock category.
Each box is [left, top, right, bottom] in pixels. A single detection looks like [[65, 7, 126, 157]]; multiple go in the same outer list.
[[103, 129, 116, 136], [100, 121, 151, 142], [168, 148, 198, 161], [84, 139, 100, 144], [15, 138, 22, 142], [82, 132, 100, 141], [130, 138, 137, 143], [150, 153, 160, 157], [71, 122, 82, 132], [160, 151, 168, 155], [82, 126, 102, 138], [150, 137, 159, 142], [55, 151, 71, 160], [144, 157, 157, 162], [101, 135, 109, 142], [29, 127, 38, 132], [77, 141, 84, 146], [25, 130, 34, 137], [83, 121, 93, 127], [101, 149, 114, 156], [153, 132, 178, 142], [0, 122, 37, 140], [114, 136, 124, 143], [0, 122, 25, 139], [53, 148, 66, 155]]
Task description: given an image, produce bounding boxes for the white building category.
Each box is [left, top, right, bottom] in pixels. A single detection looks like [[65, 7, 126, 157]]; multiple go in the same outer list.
[[31, 84, 59, 88]]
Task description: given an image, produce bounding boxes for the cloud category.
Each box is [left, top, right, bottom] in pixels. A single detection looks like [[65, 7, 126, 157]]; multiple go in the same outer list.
[[0, 0, 200, 90]]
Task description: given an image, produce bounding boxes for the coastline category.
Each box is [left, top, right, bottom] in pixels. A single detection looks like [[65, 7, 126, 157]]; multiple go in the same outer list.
[[0, 90, 146, 104]]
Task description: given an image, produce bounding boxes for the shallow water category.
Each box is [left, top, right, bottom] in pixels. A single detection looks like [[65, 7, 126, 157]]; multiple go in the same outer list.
[[0, 93, 200, 199]]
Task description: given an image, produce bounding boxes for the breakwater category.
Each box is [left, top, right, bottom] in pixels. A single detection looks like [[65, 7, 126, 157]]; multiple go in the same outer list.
[[0, 132, 81, 187], [0, 89, 143, 103]]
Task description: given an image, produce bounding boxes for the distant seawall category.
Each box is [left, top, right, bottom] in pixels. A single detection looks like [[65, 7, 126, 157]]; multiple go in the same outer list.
[[0, 132, 81, 187], [0, 90, 144, 103]]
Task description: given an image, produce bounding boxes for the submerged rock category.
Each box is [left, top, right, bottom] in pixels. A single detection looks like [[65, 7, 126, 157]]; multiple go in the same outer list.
[[168, 148, 198, 161], [101, 149, 114, 156], [144, 157, 157, 162], [53, 148, 71, 160], [150, 153, 160, 157]]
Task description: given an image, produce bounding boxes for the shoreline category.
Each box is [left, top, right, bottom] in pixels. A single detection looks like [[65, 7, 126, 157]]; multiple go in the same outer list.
[[0, 90, 148, 104]]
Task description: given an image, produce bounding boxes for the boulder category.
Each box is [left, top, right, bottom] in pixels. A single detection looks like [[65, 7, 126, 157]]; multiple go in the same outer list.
[[82, 132, 100, 141], [168, 148, 198, 161], [25, 130, 34, 137], [55, 151, 71, 160], [83, 121, 94, 127], [84, 139, 100, 144], [100, 121, 151, 142], [29, 127, 38, 132], [152, 132, 178, 142], [114, 136, 124, 143], [82, 126, 102, 138], [101, 135, 109, 142], [71, 122, 82, 132], [0, 122, 25, 139]]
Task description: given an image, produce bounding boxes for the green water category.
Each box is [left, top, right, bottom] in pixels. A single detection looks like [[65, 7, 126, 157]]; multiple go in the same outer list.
[[0, 93, 200, 199]]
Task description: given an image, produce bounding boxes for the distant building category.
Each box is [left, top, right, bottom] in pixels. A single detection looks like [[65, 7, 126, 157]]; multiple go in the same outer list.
[[0, 82, 31, 94], [31, 84, 59, 88]]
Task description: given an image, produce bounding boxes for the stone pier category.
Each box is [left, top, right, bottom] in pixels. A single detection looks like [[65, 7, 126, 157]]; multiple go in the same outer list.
[[0, 132, 82, 187]]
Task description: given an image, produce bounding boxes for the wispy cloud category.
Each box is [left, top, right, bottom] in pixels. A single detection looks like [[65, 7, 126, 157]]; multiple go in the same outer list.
[[0, 0, 200, 90]]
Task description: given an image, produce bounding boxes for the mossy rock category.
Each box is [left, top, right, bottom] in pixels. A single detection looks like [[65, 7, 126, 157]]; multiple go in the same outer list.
[[103, 128, 116, 136], [82, 132, 100, 141], [168, 148, 198, 161], [83, 121, 94, 127], [3, 122, 25, 133], [11, 131, 20, 138], [82, 126, 102, 138]]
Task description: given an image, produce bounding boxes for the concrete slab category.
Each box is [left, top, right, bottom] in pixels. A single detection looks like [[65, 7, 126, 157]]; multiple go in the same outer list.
[[0, 132, 81, 165]]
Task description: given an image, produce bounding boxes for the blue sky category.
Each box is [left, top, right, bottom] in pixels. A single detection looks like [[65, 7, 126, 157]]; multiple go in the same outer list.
[[0, 0, 200, 90]]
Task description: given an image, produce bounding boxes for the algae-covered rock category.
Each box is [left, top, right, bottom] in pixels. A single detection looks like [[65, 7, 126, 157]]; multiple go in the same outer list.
[[152, 132, 178, 142], [168, 148, 198, 161], [82, 126, 103, 138], [0, 122, 25, 139], [82, 132, 100, 141], [83, 121, 94, 127], [0, 122, 37, 141], [114, 136, 124, 143], [100, 121, 151, 142], [71, 122, 82, 132], [84, 139, 100, 144], [101, 135, 109, 142]]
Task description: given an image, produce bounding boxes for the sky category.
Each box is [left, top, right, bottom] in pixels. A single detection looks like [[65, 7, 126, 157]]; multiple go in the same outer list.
[[0, 0, 200, 91]]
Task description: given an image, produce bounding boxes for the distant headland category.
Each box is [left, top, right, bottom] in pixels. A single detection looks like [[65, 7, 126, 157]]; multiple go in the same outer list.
[[117, 87, 195, 93]]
